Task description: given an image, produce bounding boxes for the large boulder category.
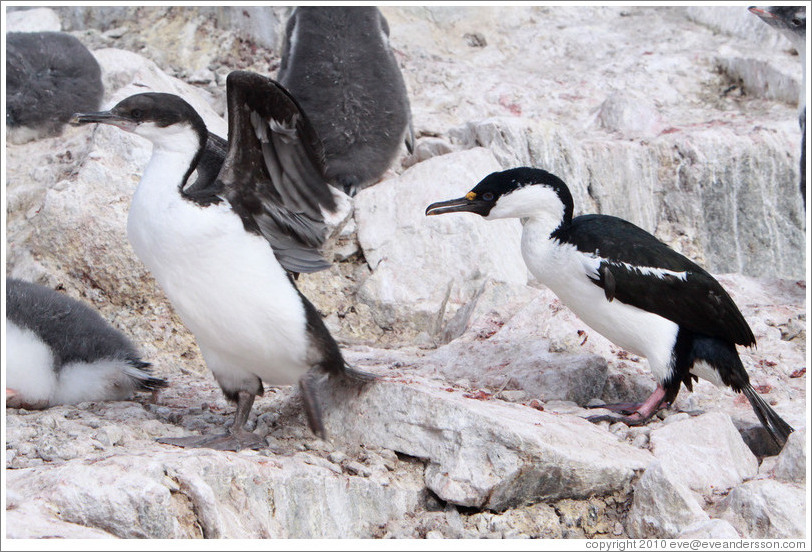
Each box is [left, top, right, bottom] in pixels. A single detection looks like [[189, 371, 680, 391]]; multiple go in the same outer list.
[[354, 148, 528, 338], [717, 479, 806, 538], [648, 412, 758, 493]]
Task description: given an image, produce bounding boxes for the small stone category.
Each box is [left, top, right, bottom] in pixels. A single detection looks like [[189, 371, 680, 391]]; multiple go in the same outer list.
[[631, 433, 649, 449], [188, 69, 215, 85], [609, 422, 628, 437], [463, 32, 487, 48], [95, 425, 124, 447], [327, 451, 348, 464], [496, 390, 529, 403], [345, 461, 372, 477], [102, 26, 129, 39], [377, 448, 399, 471], [661, 412, 690, 425]]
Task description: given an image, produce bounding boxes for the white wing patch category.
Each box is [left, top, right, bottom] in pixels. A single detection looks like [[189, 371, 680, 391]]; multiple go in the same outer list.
[[611, 261, 689, 281], [578, 250, 689, 283]]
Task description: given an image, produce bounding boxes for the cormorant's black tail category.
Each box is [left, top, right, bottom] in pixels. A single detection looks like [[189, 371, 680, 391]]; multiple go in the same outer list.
[[340, 363, 378, 384], [742, 383, 794, 448], [690, 335, 793, 448]]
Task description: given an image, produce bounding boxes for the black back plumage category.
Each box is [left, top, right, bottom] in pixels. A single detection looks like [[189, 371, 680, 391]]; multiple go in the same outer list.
[[5, 279, 161, 390], [6, 32, 103, 135], [557, 214, 757, 347], [278, 7, 414, 194]]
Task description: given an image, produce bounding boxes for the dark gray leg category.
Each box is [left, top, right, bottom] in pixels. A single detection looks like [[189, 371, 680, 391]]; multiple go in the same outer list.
[[158, 390, 266, 451]]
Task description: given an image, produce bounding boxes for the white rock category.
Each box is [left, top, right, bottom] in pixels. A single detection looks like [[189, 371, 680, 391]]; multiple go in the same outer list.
[[716, 49, 802, 105], [4, 496, 115, 538], [627, 461, 710, 538], [5, 7, 62, 32], [5, 448, 425, 538], [319, 372, 653, 511], [440, 279, 541, 343], [649, 412, 758, 493], [595, 90, 663, 140], [199, 7, 286, 51], [431, 331, 608, 406], [685, 6, 793, 50], [717, 479, 806, 538], [677, 519, 741, 539], [773, 429, 806, 483], [355, 148, 527, 335]]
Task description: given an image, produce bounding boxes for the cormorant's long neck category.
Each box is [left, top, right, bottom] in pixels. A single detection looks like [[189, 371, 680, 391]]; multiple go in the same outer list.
[[138, 126, 206, 198], [138, 121, 207, 196], [180, 119, 209, 191], [522, 198, 573, 243]]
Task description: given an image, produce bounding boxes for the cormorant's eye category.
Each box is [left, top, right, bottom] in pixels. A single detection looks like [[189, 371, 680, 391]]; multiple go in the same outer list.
[[482, 192, 495, 201], [131, 108, 143, 120]]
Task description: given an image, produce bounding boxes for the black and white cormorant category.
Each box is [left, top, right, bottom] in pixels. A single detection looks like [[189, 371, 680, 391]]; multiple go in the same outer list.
[[71, 71, 374, 450], [748, 6, 807, 207], [5, 278, 165, 409], [426, 167, 794, 448], [6, 31, 103, 143], [277, 6, 414, 196]]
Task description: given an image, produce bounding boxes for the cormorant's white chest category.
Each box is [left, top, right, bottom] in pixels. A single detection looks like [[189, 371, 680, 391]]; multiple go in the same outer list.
[[126, 145, 311, 387], [520, 218, 680, 382]]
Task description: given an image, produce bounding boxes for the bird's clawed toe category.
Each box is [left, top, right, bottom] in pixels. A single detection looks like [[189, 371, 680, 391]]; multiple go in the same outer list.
[[157, 429, 266, 451], [585, 401, 644, 415], [586, 411, 654, 426]]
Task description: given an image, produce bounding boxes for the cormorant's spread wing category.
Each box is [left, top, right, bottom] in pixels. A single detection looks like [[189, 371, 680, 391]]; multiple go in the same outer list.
[[217, 71, 338, 274], [567, 215, 756, 347]]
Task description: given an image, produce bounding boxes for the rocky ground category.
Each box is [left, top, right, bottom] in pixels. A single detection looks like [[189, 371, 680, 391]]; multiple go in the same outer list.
[[4, 5, 808, 540]]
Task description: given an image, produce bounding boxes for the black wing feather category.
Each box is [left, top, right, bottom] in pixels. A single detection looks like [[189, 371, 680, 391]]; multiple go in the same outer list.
[[217, 71, 337, 274], [182, 132, 227, 204], [564, 214, 756, 347]]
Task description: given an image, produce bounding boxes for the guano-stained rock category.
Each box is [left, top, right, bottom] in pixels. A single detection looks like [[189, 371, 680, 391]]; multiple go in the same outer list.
[[649, 412, 759, 493], [626, 461, 710, 538], [319, 373, 653, 511], [717, 479, 806, 539]]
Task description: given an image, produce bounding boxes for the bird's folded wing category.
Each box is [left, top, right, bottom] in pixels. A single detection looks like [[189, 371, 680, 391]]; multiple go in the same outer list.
[[571, 215, 756, 347]]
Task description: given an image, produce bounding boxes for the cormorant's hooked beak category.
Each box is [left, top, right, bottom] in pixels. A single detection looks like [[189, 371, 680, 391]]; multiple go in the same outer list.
[[426, 191, 488, 216], [70, 111, 137, 132]]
